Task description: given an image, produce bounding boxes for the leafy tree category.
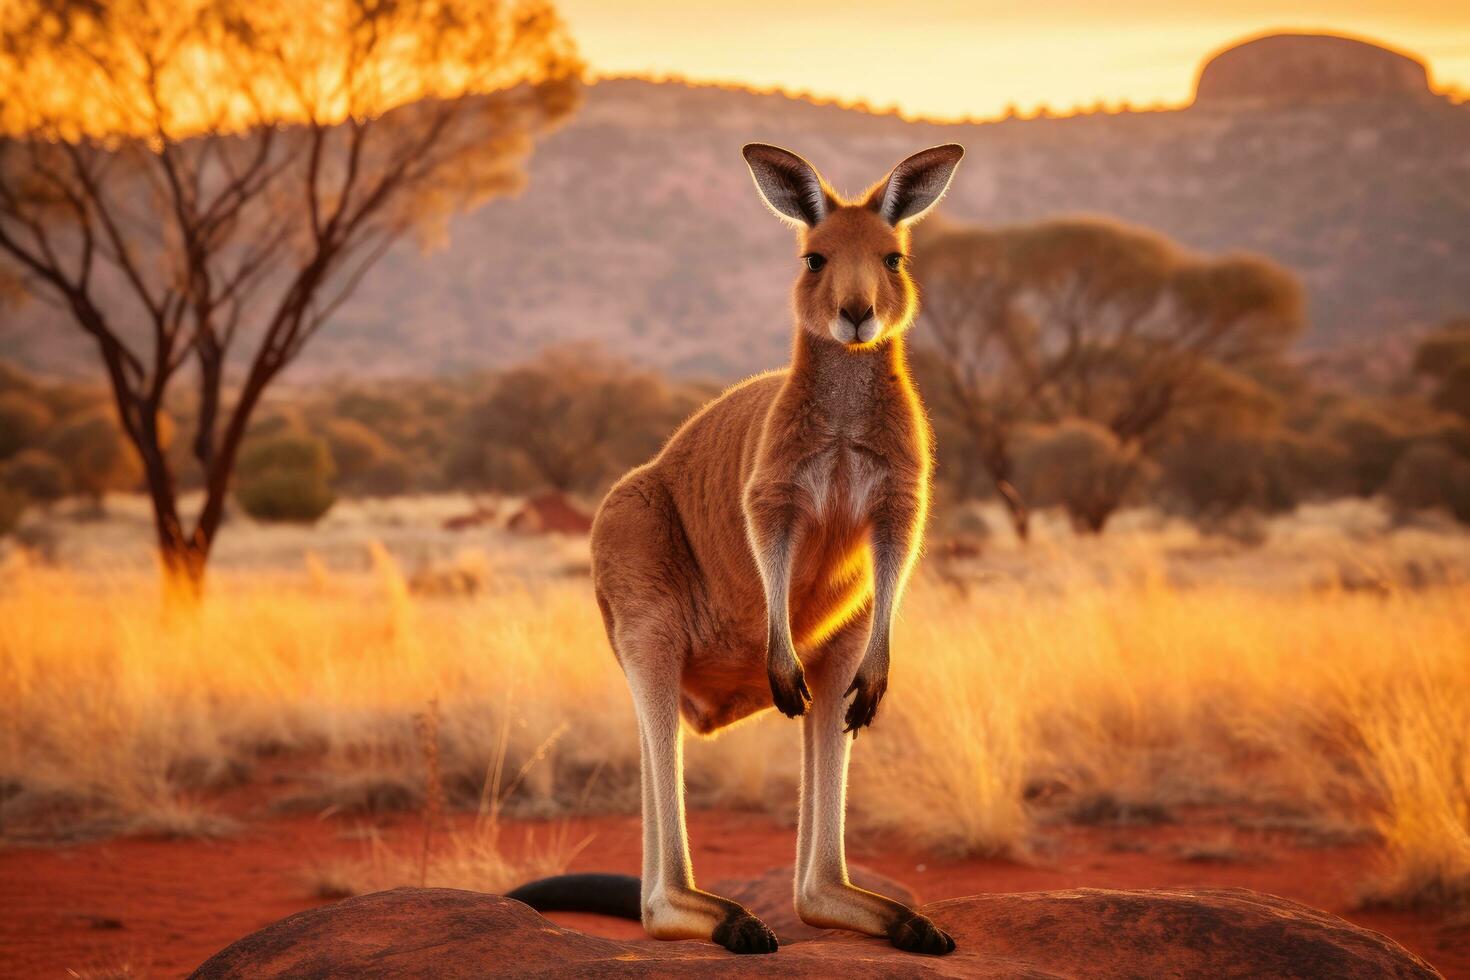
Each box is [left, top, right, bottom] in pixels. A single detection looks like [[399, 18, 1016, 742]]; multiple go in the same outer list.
[[235, 434, 336, 522], [915, 216, 1303, 535], [0, 0, 580, 589], [912, 222, 1035, 537]]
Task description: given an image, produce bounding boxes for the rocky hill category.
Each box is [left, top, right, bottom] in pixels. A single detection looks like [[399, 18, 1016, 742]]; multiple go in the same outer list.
[[6, 35, 1469, 381], [1194, 33, 1436, 107]]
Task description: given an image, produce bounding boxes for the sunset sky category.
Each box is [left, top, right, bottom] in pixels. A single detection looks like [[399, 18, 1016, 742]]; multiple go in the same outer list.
[[558, 0, 1470, 119]]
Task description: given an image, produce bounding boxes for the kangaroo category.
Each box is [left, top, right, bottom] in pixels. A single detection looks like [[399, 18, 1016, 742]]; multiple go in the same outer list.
[[508, 142, 964, 955]]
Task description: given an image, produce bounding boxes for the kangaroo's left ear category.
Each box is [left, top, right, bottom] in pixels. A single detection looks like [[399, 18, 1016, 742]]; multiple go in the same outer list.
[[867, 144, 965, 226]]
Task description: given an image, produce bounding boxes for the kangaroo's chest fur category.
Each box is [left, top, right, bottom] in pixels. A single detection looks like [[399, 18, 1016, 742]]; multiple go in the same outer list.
[[628, 338, 930, 734], [792, 357, 891, 523], [758, 339, 928, 649]]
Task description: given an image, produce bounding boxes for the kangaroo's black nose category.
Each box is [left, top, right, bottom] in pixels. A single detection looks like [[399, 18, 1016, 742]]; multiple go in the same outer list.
[[840, 305, 874, 327]]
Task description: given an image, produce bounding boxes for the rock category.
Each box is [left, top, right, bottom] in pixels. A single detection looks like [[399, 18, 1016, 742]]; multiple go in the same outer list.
[[1193, 33, 1435, 109], [191, 881, 1441, 979], [506, 492, 594, 535]]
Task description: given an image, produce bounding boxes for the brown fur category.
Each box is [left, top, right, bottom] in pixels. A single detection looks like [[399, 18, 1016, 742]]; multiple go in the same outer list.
[[589, 143, 963, 955]]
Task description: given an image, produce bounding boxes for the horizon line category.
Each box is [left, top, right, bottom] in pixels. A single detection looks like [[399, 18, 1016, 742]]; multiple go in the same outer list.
[[581, 26, 1466, 127]]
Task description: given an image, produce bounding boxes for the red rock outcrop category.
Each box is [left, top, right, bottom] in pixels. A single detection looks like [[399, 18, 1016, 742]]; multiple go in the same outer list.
[[506, 492, 594, 535], [192, 881, 1441, 978]]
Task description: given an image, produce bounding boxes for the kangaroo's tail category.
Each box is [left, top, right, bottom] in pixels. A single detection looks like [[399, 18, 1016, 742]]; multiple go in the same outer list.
[[505, 873, 641, 921]]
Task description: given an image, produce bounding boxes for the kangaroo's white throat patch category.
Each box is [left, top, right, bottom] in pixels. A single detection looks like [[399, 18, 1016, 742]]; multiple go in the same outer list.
[[828, 318, 883, 345]]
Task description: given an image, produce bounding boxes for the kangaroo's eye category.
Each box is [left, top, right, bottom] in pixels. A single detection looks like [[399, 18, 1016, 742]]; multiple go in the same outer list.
[[885, 253, 904, 272], [804, 254, 826, 272]]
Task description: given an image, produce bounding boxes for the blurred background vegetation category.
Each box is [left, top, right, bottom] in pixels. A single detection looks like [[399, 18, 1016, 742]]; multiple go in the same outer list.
[[2, 302, 1466, 543]]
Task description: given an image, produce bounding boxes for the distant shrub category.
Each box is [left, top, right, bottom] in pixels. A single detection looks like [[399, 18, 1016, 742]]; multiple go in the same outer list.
[[1269, 430, 1355, 500], [361, 455, 413, 496], [1159, 436, 1267, 523], [44, 410, 141, 505], [1384, 442, 1470, 523], [0, 449, 69, 503], [35, 381, 105, 420], [1328, 406, 1416, 496], [0, 483, 24, 536], [450, 345, 706, 495], [323, 418, 410, 496], [245, 409, 308, 442], [1017, 419, 1151, 534], [1158, 430, 1350, 526], [1413, 320, 1470, 420], [333, 392, 403, 432], [0, 390, 52, 459], [1432, 363, 1470, 420], [235, 434, 336, 523]]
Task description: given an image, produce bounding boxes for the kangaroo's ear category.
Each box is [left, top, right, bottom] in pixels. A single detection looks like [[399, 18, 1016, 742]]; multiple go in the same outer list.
[[742, 143, 832, 227], [868, 144, 965, 226]]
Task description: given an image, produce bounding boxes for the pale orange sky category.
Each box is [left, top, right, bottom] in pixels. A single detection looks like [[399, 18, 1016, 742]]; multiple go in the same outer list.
[[557, 0, 1470, 119]]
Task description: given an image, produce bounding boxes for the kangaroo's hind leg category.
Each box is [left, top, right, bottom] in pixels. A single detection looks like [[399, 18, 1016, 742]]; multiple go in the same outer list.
[[595, 479, 777, 954], [618, 636, 778, 953], [793, 616, 955, 955]]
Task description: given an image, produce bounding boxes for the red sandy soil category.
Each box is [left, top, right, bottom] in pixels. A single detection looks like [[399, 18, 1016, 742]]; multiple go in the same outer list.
[[2, 808, 1466, 979]]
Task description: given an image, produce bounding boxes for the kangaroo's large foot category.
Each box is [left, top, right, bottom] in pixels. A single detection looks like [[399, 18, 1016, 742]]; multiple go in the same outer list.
[[798, 881, 955, 956], [644, 887, 778, 955], [712, 907, 780, 954], [887, 909, 956, 955]]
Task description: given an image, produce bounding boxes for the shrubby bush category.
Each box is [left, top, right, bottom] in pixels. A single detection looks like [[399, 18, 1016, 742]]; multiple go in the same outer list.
[[323, 418, 411, 496], [235, 434, 336, 523], [0, 484, 25, 536], [0, 390, 52, 459], [447, 345, 707, 496], [0, 449, 69, 503], [1414, 320, 1470, 421], [44, 409, 141, 505], [1384, 442, 1470, 523], [1157, 430, 1350, 525], [1017, 420, 1152, 533]]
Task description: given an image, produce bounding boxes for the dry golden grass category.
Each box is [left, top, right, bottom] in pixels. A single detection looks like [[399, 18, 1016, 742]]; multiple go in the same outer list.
[[1, 532, 1468, 909]]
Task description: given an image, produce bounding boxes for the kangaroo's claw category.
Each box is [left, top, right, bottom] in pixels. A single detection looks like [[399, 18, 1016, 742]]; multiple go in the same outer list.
[[769, 660, 811, 718], [843, 671, 887, 734]]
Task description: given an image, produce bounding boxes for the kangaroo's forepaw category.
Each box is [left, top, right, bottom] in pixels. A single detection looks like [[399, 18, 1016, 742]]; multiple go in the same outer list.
[[711, 908, 779, 954], [843, 671, 888, 734], [887, 910, 955, 956], [768, 661, 811, 718]]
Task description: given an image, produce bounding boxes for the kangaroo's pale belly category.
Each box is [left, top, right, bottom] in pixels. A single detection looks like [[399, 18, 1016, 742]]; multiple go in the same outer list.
[[677, 445, 881, 734], [789, 441, 881, 644]]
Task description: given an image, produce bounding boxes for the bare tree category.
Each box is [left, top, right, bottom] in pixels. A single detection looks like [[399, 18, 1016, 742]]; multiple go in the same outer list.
[[0, 0, 580, 589]]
